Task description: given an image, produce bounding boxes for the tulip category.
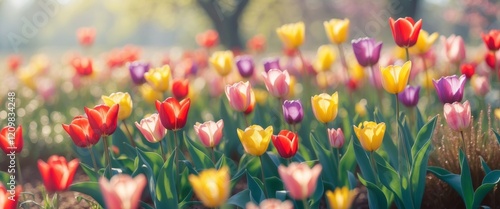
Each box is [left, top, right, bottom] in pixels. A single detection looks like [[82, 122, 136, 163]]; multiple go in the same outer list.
[[144, 65, 171, 92], [193, 120, 224, 148], [485, 51, 499, 70], [138, 84, 163, 104], [380, 61, 412, 94], [196, 29, 219, 49], [246, 199, 293, 209], [128, 61, 150, 85], [7, 55, 21, 72], [433, 75, 466, 104], [324, 18, 350, 44], [481, 30, 500, 51], [398, 85, 420, 107], [99, 174, 147, 209], [244, 89, 256, 115], [237, 125, 273, 156], [234, 55, 255, 78], [38, 155, 79, 192], [71, 57, 93, 76], [314, 45, 336, 72], [444, 101, 471, 132], [62, 116, 100, 148], [410, 30, 438, 55], [328, 128, 344, 148], [355, 100, 368, 117], [351, 37, 383, 67], [441, 35, 466, 64], [311, 92, 339, 123], [471, 75, 490, 97], [262, 69, 290, 98], [76, 27, 96, 47], [278, 163, 322, 200], [172, 79, 189, 100], [495, 109, 500, 120], [84, 104, 119, 136], [102, 92, 133, 121], [0, 126, 23, 154], [247, 34, 266, 53], [263, 57, 281, 73], [225, 81, 254, 112], [353, 121, 386, 152], [282, 100, 304, 125], [135, 113, 167, 143], [188, 166, 230, 208], [209, 51, 234, 77], [326, 187, 358, 209], [0, 183, 21, 209], [460, 63, 475, 79], [272, 130, 299, 159], [276, 22, 305, 49], [389, 17, 422, 48], [155, 97, 191, 131]]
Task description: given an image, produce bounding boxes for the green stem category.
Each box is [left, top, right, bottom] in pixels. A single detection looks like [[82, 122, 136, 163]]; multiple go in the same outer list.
[[174, 131, 179, 175], [88, 146, 98, 172], [102, 136, 112, 177], [160, 140, 166, 162], [287, 157, 292, 166], [334, 148, 340, 184], [396, 94, 402, 176], [122, 120, 136, 147], [337, 44, 349, 79], [302, 198, 310, 209], [16, 156, 23, 186], [460, 131, 467, 159], [405, 47, 410, 62], [421, 55, 431, 99], [369, 151, 379, 184], [259, 155, 269, 198], [211, 147, 216, 164]]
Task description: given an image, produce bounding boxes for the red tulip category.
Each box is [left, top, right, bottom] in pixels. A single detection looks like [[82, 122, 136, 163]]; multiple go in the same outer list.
[[196, 30, 219, 49], [389, 17, 422, 48], [0, 183, 21, 209], [62, 116, 101, 148], [84, 104, 119, 136], [247, 34, 266, 53], [460, 63, 475, 79], [7, 55, 21, 72], [485, 51, 499, 70], [0, 126, 23, 154], [37, 155, 79, 193], [272, 130, 299, 159], [76, 27, 96, 47], [156, 97, 191, 131], [71, 57, 93, 76], [481, 30, 500, 51], [172, 79, 189, 100]]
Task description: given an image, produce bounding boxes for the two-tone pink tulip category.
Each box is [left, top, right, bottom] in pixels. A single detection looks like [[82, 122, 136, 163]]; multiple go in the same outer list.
[[262, 69, 290, 99], [135, 113, 167, 143], [327, 128, 344, 148], [193, 120, 224, 148], [441, 35, 466, 64], [225, 81, 255, 113], [278, 163, 322, 200], [444, 100, 471, 132], [99, 174, 147, 209]]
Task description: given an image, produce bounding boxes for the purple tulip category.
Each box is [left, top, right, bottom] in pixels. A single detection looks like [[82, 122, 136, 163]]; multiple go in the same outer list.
[[263, 57, 281, 73], [129, 61, 150, 84], [351, 37, 383, 67], [398, 86, 420, 107], [433, 75, 466, 104], [282, 100, 304, 125], [235, 55, 255, 78]]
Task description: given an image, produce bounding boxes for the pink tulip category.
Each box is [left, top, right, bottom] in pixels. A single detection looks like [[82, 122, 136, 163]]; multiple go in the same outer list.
[[261, 69, 290, 98], [441, 35, 466, 64], [99, 174, 147, 209], [328, 128, 344, 148], [443, 100, 471, 132], [135, 113, 167, 143], [471, 75, 490, 97], [193, 119, 224, 147], [278, 163, 322, 200], [225, 81, 254, 112]]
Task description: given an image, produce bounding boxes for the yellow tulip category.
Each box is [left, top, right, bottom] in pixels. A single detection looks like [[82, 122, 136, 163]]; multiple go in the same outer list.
[[393, 46, 407, 60], [410, 30, 439, 55], [311, 92, 339, 123], [144, 65, 171, 92], [380, 61, 412, 94], [326, 187, 358, 209], [494, 109, 500, 120], [209, 51, 234, 77], [276, 22, 305, 49], [355, 99, 367, 117], [138, 84, 163, 104], [18, 70, 37, 90], [102, 92, 133, 120], [324, 18, 350, 44], [314, 45, 336, 72], [353, 121, 386, 152], [349, 60, 365, 81], [188, 166, 230, 208], [237, 125, 273, 156], [253, 88, 269, 105], [420, 70, 437, 90], [287, 76, 297, 98]]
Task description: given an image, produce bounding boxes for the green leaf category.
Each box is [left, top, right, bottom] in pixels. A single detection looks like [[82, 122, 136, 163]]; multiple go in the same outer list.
[[247, 172, 264, 203], [472, 170, 500, 209], [216, 154, 238, 177], [480, 156, 491, 174], [494, 130, 500, 145], [155, 150, 178, 209], [310, 132, 336, 185], [352, 135, 376, 183], [226, 189, 251, 208], [374, 154, 402, 204], [260, 152, 280, 178], [0, 171, 11, 186], [358, 174, 388, 209], [264, 176, 283, 199], [428, 166, 463, 198], [459, 150, 474, 209], [410, 116, 437, 160], [184, 134, 214, 170], [339, 139, 356, 187], [220, 99, 240, 157], [79, 162, 99, 182], [69, 182, 105, 208], [139, 202, 155, 209], [416, 107, 425, 132], [136, 148, 164, 180]]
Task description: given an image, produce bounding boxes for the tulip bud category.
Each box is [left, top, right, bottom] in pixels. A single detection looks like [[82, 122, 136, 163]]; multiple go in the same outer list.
[[328, 128, 344, 148]]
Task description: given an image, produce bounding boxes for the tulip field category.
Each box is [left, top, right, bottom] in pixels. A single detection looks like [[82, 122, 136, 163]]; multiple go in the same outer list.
[[2, 10, 500, 209]]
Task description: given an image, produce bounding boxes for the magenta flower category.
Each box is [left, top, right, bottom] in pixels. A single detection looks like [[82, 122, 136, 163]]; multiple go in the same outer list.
[[263, 57, 281, 73], [282, 100, 304, 125], [128, 61, 150, 85], [327, 128, 344, 148], [134, 113, 167, 143], [444, 101, 471, 132], [432, 75, 466, 104], [398, 85, 420, 107], [278, 163, 322, 200], [351, 37, 383, 67], [235, 55, 255, 78], [262, 69, 290, 98], [193, 119, 224, 148]]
